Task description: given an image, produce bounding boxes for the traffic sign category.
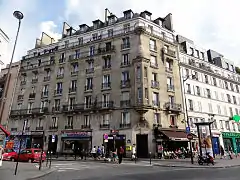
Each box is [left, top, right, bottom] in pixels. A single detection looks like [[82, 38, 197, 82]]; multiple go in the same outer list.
[[186, 127, 190, 134], [187, 134, 193, 140], [103, 133, 108, 140]]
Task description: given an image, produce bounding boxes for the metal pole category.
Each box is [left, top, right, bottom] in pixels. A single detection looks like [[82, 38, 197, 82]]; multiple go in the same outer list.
[[182, 78, 194, 164], [49, 151, 52, 168], [209, 124, 215, 158], [0, 19, 21, 124], [149, 152, 152, 165], [39, 131, 44, 170], [14, 120, 24, 175], [197, 125, 202, 156], [46, 151, 49, 167]]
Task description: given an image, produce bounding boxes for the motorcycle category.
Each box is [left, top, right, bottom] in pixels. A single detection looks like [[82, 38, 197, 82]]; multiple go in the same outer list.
[[198, 152, 214, 165]]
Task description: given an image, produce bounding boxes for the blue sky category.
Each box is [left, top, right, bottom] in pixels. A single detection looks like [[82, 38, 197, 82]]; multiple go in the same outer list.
[[0, 0, 240, 65]]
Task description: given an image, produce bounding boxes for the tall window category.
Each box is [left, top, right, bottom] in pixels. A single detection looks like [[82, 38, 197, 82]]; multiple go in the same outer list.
[[121, 112, 130, 124], [149, 39, 156, 51], [170, 115, 176, 126], [188, 99, 193, 111], [102, 114, 110, 125], [54, 99, 60, 111], [38, 118, 43, 127], [121, 71, 130, 81], [152, 92, 159, 106], [51, 117, 58, 127], [67, 116, 73, 127], [84, 96, 92, 108], [150, 56, 157, 67], [84, 115, 90, 125]]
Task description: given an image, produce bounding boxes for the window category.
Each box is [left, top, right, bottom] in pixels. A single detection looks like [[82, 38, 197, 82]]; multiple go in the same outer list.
[[71, 63, 78, 73], [206, 89, 211, 98], [225, 81, 229, 90], [17, 103, 22, 110], [84, 115, 90, 125], [190, 47, 194, 55], [232, 123, 236, 131], [92, 33, 98, 40], [70, 80, 77, 91], [67, 116, 73, 126], [150, 56, 158, 67], [37, 118, 43, 127], [122, 54, 129, 65], [208, 103, 213, 113], [229, 107, 233, 117], [84, 96, 92, 108], [204, 75, 209, 83], [145, 88, 148, 99], [165, 61, 172, 71], [108, 29, 113, 37], [40, 100, 48, 110], [167, 77, 174, 91], [225, 121, 230, 130], [230, 83, 234, 91], [197, 101, 202, 112], [89, 46, 95, 56], [227, 94, 231, 103], [223, 106, 227, 115], [170, 115, 176, 126], [186, 83, 191, 93], [103, 56, 111, 68], [121, 112, 130, 124], [217, 105, 221, 114], [102, 114, 110, 125], [212, 120, 217, 129], [27, 102, 33, 113], [121, 71, 129, 81], [233, 96, 237, 104], [212, 77, 217, 86], [185, 68, 189, 76], [124, 12, 132, 19], [189, 118, 194, 128], [236, 85, 239, 93], [144, 67, 147, 77], [188, 99, 193, 111], [57, 67, 64, 76], [103, 74, 110, 84], [86, 78, 93, 90], [54, 99, 60, 111], [123, 23, 130, 33], [122, 37, 130, 48], [69, 97, 76, 109], [152, 92, 159, 106], [149, 39, 156, 51], [137, 88, 142, 100], [220, 120, 224, 129], [78, 37, 83, 45], [235, 108, 238, 115], [136, 66, 141, 79], [214, 91, 218, 100], [51, 117, 58, 127], [102, 94, 110, 107], [201, 52, 204, 59], [196, 86, 200, 96], [154, 113, 160, 124]]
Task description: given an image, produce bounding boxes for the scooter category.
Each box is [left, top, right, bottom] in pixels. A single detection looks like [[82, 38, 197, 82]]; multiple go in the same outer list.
[[198, 153, 214, 165]]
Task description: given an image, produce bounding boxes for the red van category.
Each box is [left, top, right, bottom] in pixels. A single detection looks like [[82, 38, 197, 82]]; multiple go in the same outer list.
[[14, 148, 46, 163], [2, 149, 17, 161]]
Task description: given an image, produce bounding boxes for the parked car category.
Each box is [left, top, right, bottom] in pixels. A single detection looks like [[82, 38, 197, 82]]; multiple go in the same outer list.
[[13, 148, 46, 163], [2, 148, 17, 161]]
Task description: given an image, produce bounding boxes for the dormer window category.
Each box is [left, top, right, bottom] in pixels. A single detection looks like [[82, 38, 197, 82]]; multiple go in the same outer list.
[[140, 11, 152, 20], [145, 14, 151, 20], [79, 24, 89, 32], [93, 20, 103, 29], [108, 15, 117, 25], [123, 10, 133, 19]]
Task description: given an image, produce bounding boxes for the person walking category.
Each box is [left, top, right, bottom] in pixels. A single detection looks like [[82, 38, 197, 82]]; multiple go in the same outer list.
[[118, 146, 124, 164], [220, 145, 225, 159], [0, 146, 4, 167]]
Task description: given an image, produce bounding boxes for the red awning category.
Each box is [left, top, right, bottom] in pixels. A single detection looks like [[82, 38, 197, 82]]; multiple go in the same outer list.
[[0, 124, 10, 137]]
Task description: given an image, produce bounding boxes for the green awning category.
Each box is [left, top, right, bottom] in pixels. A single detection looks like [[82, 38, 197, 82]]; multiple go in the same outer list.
[[232, 115, 240, 123]]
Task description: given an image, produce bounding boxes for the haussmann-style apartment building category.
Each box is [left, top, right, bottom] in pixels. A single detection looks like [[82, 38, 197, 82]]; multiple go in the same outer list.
[[8, 9, 185, 158], [178, 35, 240, 155]]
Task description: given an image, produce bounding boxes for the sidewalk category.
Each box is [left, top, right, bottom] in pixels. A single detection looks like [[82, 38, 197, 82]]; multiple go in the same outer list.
[[0, 161, 55, 180]]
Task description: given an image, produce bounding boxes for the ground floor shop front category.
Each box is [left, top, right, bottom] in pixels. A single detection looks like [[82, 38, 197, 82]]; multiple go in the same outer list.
[[222, 132, 240, 153]]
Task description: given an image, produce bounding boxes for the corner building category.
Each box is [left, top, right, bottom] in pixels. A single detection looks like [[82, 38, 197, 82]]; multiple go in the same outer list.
[[9, 10, 184, 158]]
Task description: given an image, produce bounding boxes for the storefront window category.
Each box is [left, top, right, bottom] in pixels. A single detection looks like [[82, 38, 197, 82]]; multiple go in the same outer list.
[[63, 140, 74, 150], [225, 121, 230, 130]]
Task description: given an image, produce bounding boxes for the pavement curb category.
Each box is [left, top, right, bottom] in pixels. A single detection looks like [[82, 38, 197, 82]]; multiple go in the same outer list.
[[153, 163, 240, 169], [25, 168, 56, 180]]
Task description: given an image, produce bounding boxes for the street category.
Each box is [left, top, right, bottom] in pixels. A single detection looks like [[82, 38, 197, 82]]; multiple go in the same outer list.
[[33, 161, 240, 180]]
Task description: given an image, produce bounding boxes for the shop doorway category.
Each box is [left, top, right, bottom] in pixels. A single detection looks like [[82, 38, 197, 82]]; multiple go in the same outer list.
[[212, 137, 220, 155], [223, 138, 233, 151], [136, 134, 148, 158], [48, 135, 58, 154]]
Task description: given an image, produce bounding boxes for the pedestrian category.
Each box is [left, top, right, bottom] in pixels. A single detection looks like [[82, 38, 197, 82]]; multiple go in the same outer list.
[[0, 146, 4, 167], [118, 146, 124, 164], [101, 144, 105, 158], [157, 144, 163, 159], [220, 145, 225, 159], [91, 146, 97, 160]]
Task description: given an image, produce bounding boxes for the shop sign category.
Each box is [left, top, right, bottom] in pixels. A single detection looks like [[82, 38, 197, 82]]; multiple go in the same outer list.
[[222, 132, 240, 138], [11, 131, 31, 136], [61, 131, 91, 138]]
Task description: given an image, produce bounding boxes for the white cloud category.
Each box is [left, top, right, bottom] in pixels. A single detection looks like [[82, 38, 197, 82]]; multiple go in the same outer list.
[[39, 21, 61, 41], [64, 0, 240, 65]]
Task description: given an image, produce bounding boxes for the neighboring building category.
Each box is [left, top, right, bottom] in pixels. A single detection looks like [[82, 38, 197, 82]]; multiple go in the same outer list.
[[178, 35, 240, 155], [0, 28, 9, 66], [0, 62, 20, 145], [8, 9, 184, 157]]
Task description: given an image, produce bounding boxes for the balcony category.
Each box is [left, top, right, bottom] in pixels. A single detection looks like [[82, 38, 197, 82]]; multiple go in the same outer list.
[[163, 48, 176, 58], [98, 46, 115, 54], [11, 128, 17, 131], [120, 123, 131, 129], [151, 80, 159, 89], [71, 71, 78, 76], [69, 87, 77, 93], [56, 74, 64, 79], [86, 68, 94, 74], [81, 125, 91, 129], [32, 107, 49, 114], [152, 100, 160, 107], [10, 107, 49, 117], [36, 126, 43, 130], [102, 65, 111, 70], [17, 95, 24, 100], [120, 100, 131, 107], [102, 82, 111, 89], [43, 76, 50, 82], [84, 85, 93, 91], [165, 67, 173, 73], [167, 85, 175, 92], [29, 93, 36, 99], [32, 78, 38, 84], [121, 43, 130, 50], [41, 91, 48, 97], [92, 101, 114, 110], [65, 125, 73, 129], [49, 126, 58, 130], [59, 58, 65, 64], [62, 104, 85, 113], [20, 81, 26, 85], [54, 89, 62, 96], [62, 105, 74, 112], [164, 102, 182, 112], [150, 62, 158, 69], [120, 80, 131, 88], [120, 61, 130, 67], [52, 106, 61, 113], [100, 124, 110, 129], [149, 44, 157, 51]]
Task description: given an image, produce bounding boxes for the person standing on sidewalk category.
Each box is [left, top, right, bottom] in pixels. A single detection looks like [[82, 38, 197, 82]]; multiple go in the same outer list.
[[0, 146, 4, 167], [118, 146, 124, 164]]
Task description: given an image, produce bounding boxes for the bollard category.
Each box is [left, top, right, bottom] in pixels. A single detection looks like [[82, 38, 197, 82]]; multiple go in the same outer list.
[[135, 154, 137, 164], [149, 152, 152, 165]]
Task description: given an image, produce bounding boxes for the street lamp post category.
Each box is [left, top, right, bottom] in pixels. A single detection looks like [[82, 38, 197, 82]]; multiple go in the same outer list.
[[0, 11, 23, 125], [182, 75, 194, 164]]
